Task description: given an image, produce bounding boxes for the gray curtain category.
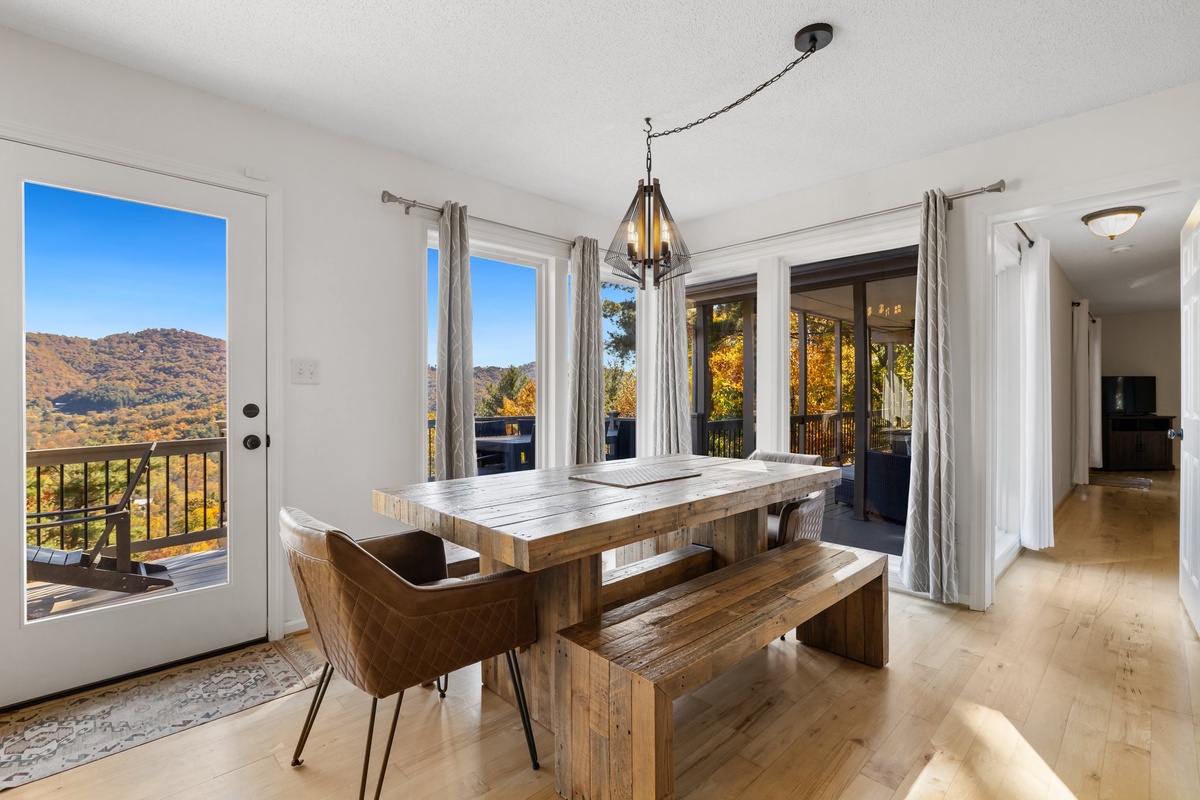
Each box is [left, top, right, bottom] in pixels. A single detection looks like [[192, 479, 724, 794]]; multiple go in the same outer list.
[[654, 275, 691, 455], [434, 201, 477, 480], [901, 189, 958, 603], [568, 236, 605, 464]]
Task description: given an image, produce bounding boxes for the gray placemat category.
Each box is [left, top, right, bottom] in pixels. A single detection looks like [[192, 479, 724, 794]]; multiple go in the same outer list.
[[570, 466, 701, 488]]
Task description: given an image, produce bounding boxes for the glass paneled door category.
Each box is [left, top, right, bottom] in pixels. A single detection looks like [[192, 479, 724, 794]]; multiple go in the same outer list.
[[789, 250, 917, 556], [0, 140, 268, 707]]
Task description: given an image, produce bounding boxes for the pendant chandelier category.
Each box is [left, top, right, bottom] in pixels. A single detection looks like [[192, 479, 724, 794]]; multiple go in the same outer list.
[[605, 22, 836, 289]]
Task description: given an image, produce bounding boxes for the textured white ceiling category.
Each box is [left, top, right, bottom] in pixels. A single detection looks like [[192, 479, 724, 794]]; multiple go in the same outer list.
[[2, 1, 1199, 223], [1027, 192, 1200, 315]]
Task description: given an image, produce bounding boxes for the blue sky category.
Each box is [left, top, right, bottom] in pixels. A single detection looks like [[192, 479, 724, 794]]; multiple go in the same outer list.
[[24, 182, 227, 339], [427, 249, 638, 368], [428, 249, 538, 367]]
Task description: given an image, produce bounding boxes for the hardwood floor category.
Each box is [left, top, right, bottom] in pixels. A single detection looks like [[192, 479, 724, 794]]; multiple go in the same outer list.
[[8, 472, 1197, 799]]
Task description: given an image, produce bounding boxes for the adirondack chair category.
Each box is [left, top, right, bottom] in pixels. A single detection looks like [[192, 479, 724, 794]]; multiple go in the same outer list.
[[25, 443, 174, 594]]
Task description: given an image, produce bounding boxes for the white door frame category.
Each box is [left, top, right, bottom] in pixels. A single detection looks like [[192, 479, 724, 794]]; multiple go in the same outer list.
[[966, 162, 1200, 610], [0, 120, 287, 642]]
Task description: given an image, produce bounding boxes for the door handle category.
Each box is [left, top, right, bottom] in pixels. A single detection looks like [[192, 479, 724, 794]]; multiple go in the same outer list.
[[1168, 429, 1184, 440], [243, 434, 262, 450]]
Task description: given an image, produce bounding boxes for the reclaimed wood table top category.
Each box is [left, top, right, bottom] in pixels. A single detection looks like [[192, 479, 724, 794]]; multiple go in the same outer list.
[[373, 453, 840, 572]]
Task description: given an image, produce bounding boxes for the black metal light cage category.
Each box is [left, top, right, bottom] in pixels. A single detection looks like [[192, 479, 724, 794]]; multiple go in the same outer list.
[[605, 178, 692, 290]]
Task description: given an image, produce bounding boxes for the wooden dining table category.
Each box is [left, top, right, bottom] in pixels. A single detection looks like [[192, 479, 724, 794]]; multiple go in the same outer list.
[[372, 452, 840, 731]]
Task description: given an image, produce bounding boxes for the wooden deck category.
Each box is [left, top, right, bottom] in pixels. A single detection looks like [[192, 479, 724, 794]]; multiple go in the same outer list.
[[25, 548, 228, 620], [821, 501, 906, 556]]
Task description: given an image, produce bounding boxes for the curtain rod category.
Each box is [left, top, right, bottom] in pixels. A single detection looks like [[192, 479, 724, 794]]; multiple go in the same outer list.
[[688, 180, 1007, 258], [1014, 222, 1035, 248], [383, 178, 1006, 261], [1071, 300, 1097, 322], [380, 190, 576, 247]]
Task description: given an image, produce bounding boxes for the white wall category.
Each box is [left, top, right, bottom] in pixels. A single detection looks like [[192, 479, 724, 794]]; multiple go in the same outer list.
[[1049, 256, 1081, 505], [0, 27, 609, 629], [686, 79, 1200, 608], [1101, 310, 1183, 467]]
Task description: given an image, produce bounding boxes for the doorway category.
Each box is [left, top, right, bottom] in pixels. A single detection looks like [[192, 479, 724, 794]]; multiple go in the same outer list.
[[0, 140, 270, 708], [986, 181, 1199, 620]]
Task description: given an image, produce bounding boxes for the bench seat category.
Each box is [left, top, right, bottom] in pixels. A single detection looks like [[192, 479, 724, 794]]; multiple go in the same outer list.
[[554, 539, 887, 800]]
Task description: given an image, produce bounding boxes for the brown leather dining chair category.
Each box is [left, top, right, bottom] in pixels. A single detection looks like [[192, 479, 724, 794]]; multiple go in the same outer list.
[[278, 507, 540, 800]]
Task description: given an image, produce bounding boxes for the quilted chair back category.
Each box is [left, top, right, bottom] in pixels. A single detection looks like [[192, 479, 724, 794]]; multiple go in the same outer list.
[[279, 507, 537, 699], [747, 450, 827, 542]]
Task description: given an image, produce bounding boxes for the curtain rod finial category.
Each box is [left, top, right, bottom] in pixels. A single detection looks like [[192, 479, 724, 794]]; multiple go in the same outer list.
[[984, 179, 1006, 194]]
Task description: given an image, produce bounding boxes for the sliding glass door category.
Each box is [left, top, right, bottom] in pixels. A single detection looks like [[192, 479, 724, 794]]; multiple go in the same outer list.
[[789, 248, 917, 556]]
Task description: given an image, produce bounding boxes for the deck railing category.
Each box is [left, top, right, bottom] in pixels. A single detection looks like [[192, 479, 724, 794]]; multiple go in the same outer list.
[[426, 416, 536, 479], [26, 438, 227, 558]]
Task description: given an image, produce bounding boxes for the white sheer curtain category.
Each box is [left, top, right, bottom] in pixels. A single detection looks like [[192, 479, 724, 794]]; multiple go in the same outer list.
[[1089, 318, 1103, 468], [434, 201, 477, 480], [568, 237, 605, 464], [1071, 300, 1092, 484], [654, 275, 691, 455], [901, 189, 958, 603]]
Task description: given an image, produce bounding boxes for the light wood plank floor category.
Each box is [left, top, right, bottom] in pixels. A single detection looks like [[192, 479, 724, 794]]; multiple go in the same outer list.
[[9, 472, 1197, 799]]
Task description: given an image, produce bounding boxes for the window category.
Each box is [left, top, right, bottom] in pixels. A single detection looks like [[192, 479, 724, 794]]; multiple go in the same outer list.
[[686, 281, 758, 459], [426, 248, 538, 477], [601, 281, 636, 459]]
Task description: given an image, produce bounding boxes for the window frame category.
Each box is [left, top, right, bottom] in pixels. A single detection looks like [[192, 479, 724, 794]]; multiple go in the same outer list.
[[417, 219, 570, 480]]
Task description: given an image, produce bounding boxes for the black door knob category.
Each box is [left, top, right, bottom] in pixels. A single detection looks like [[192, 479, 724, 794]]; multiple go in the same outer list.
[[243, 434, 262, 450]]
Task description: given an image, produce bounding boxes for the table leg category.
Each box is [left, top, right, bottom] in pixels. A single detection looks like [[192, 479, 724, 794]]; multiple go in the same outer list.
[[480, 554, 601, 731], [710, 507, 767, 568]]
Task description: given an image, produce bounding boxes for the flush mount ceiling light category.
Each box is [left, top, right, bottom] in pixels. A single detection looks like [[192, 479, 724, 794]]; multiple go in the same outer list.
[[1082, 206, 1145, 240], [606, 23, 835, 289]]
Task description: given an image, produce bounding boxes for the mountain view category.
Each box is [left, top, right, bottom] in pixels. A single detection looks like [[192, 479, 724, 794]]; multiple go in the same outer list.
[[426, 362, 537, 413], [25, 328, 226, 451]]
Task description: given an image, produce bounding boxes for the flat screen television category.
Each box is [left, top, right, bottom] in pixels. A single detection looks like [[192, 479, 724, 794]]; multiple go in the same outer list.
[[1102, 376, 1156, 414]]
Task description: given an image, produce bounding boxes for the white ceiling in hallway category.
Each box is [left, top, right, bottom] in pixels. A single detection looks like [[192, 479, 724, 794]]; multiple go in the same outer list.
[[1, 1, 1199, 223], [1026, 191, 1199, 315]]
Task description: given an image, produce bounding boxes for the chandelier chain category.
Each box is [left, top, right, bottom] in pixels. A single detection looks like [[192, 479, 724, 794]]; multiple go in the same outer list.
[[649, 42, 817, 140]]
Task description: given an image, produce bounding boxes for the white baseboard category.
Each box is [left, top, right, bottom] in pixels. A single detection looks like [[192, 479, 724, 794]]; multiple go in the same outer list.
[[282, 617, 310, 637]]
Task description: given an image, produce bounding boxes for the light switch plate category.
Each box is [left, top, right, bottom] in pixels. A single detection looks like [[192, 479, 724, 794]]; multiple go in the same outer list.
[[291, 359, 320, 384]]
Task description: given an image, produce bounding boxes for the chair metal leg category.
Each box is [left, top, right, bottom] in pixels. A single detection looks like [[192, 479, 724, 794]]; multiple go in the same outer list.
[[358, 698, 378, 800], [504, 650, 539, 771], [291, 661, 332, 767], [371, 693, 403, 800], [435, 673, 449, 698]]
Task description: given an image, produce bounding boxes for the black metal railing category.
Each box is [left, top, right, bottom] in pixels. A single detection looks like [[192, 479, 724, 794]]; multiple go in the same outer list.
[[788, 411, 899, 464], [703, 418, 745, 458], [26, 438, 227, 557], [426, 415, 537, 479]]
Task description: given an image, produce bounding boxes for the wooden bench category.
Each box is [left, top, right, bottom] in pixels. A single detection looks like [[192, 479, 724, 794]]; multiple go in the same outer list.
[[600, 544, 713, 612], [554, 539, 887, 800]]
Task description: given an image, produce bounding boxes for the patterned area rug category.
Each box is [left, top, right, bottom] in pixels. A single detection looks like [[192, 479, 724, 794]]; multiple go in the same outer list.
[[0, 636, 323, 789], [1089, 472, 1153, 490]]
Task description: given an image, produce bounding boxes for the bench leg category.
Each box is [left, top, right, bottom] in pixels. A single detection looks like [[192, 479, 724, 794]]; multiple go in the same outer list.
[[797, 572, 888, 667], [557, 640, 674, 800]]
